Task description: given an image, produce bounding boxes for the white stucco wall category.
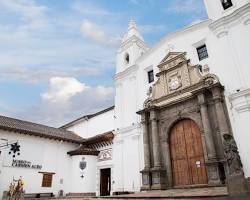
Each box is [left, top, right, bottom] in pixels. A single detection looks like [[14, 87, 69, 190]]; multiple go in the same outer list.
[[0, 130, 80, 199], [204, 0, 249, 20], [112, 128, 143, 192], [67, 108, 115, 139], [70, 155, 97, 193]]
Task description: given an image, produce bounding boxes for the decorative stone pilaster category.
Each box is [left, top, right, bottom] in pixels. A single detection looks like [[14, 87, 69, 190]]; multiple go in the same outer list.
[[150, 109, 161, 168], [140, 112, 151, 190], [212, 87, 230, 137], [198, 93, 221, 185], [141, 112, 150, 170], [150, 109, 167, 190], [211, 87, 230, 159]]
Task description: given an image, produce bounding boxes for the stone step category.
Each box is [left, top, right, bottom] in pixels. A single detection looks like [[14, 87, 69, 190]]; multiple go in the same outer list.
[[96, 196, 249, 200], [96, 187, 230, 200]]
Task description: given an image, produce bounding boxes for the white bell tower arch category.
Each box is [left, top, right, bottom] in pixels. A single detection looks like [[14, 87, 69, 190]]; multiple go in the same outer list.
[[114, 19, 148, 129], [116, 19, 147, 73]]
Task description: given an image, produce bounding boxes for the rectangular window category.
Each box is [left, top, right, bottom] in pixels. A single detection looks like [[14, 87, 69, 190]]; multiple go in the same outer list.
[[41, 173, 53, 187], [221, 0, 233, 10], [197, 45, 208, 61], [148, 70, 154, 83]]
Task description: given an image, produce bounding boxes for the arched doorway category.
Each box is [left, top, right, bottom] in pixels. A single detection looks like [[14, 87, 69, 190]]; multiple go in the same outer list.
[[170, 119, 208, 187]]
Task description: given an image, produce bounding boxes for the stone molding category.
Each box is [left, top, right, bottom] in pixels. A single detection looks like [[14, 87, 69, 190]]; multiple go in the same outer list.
[[114, 64, 139, 81], [229, 88, 250, 113], [119, 35, 147, 52], [136, 20, 211, 64], [209, 3, 250, 37]]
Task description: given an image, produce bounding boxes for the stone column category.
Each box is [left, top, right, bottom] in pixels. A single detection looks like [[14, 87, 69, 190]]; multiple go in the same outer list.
[[211, 87, 230, 159], [141, 112, 150, 169], [150, 109, 166, 190], [150, 109, 161, 168], [140, 112, 151, 190], [198, 93, 217, 159], [212, 87, 230, 137], [198, 93, 221, 185]]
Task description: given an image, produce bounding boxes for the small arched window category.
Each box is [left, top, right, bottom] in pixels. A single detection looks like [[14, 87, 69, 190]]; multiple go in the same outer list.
[[125, 53, 129, 64]]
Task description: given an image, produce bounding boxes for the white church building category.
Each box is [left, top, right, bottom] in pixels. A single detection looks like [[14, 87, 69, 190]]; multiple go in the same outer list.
[[1, 0, 250, 198]]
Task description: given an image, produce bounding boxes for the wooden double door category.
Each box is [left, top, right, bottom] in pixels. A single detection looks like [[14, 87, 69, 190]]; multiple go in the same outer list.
[[170, 119, 208, 187]]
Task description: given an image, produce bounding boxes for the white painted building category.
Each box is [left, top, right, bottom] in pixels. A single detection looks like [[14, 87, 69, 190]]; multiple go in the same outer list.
[[0, 111, 114, 199], [113, 0, 250, 192], [1, 0, 250, 198]]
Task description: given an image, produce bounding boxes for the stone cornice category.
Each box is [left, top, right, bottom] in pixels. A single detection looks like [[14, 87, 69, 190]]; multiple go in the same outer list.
[[228, 88, 250, 100], [136, 20, 211, 64], [118, 35, 147, 53], [115, 123, 141, 134], [114, 64, 139, 81], [228, 88, 250, 113], [146, 81, 223, 112], [209, 3, 250, 37]]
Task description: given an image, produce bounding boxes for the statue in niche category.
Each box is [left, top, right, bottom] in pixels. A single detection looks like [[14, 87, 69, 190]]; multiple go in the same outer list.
[[223, 134, 243, 176], [147, 86, 152, 97]]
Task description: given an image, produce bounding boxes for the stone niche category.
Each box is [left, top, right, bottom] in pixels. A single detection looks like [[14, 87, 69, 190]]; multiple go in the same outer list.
[[138, 52, 247, 194]]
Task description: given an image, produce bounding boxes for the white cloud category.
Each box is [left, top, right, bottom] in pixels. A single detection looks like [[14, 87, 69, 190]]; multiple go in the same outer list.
[[0, 66, 101, 83], [80, 20, 121, 47], [72, 1, 112, 16], [12, 77, 114, 126], [95, 86, 114, 99], [167, 0, 204, 14], [0, 0, 48, 29], [189, 19, 203, 26], [41, 77, 89, 103], [139, 24, 167, 34]]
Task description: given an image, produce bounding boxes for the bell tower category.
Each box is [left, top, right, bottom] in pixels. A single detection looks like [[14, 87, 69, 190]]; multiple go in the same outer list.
[[113, 20, 148, 193], [203, 0, 249, 20], [114, 19, 147, 129], [116, 19, 147, 73]]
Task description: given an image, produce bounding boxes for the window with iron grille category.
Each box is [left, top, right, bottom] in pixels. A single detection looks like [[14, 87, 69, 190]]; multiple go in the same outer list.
[[148, 70, 154, 83], [221, 0, 233, 10], [197, 45, 208, 61], [41, 173, 53, 187]]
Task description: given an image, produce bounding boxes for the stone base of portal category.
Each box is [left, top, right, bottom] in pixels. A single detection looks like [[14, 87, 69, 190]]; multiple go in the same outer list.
[[150, 168, 167, 190], [140, 169, 151, 191], [227, 174, 249, 196], [206, 161, 223, 186]]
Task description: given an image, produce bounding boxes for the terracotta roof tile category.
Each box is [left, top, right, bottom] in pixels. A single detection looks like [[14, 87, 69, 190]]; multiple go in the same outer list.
[[83, 131, 114, 145], [67, 146, 100, 156], [0, 115, 84, 143]]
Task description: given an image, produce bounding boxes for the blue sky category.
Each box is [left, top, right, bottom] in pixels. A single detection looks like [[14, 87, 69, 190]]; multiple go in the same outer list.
[[0, 0, 207, 127]]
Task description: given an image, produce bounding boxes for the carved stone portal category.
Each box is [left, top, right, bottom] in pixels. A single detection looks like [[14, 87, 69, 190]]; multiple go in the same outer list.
[[137, 52, 246, 194]]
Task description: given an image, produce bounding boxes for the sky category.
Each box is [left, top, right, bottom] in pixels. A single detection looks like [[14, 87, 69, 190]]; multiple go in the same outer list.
[[0, 0, 208, 127]]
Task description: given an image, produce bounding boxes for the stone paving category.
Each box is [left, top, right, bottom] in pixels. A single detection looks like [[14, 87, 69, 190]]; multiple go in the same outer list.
[[97, 187, 228, 199], [34, 187, 250, 200]]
